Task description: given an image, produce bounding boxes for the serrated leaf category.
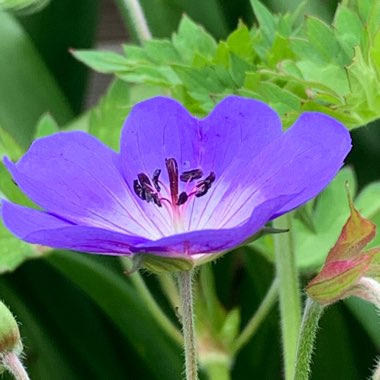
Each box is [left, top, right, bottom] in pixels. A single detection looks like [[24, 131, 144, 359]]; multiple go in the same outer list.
[[250, 0, 276, 45], [143, 39, 182, 64], [172, 15, 217, 62], [306, 16, 343, 63], [73, 50, 129, 74], [333, 5, 363, 61], [225, 23, 255, 62]]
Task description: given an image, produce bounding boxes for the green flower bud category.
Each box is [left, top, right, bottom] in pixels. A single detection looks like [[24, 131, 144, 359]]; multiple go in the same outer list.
[[0, 300, 22, 356]]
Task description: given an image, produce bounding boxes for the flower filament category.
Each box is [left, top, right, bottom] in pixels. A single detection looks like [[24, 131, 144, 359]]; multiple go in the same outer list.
[[133, 157, 216, 232]]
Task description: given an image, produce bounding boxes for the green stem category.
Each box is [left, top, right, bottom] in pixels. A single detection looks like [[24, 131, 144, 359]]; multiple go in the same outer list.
[[232, 277, 279, 355], [273, 213, 302, 380], [158, 273, 180, 310], [114, 0, 152, 43], [2, 352, 30, 380], [292, 298, 323, 380], [121, 258, 183, 346], [199, 264, 224, 331], [178, 270, 198, 380]]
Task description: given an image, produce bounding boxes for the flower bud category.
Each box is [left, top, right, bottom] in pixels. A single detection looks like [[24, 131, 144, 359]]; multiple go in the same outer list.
[[0, 300, 22, 358]]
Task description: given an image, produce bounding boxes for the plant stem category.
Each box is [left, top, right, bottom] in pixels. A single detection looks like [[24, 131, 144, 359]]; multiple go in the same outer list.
[[2, 352, 30, 380], [273, 213, 302, 380], [292, 298, 323, 380], [114, 0, 152, 43], [199, 264, 224, 331], [232, 277, 279, 355], [121, 258, 183, 345], [158, 273, 180, 311], [373, 360, 380, 380], [178, 270, 198, 380]]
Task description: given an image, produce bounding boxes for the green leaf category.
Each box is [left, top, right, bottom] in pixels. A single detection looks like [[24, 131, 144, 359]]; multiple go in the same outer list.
[[0, 12, 72, 148], [47, 251, 182, 380], [88, 80, 130, 151], [72, 50, 129, 74], [172, 15, 217, 62], [250, 0, 276, 44], [34, 114, 59, 139], [0, 221, 42, 273], [333, 5, 363, 61], [306, 16, 342, 63], [0, 127, 23, 160]]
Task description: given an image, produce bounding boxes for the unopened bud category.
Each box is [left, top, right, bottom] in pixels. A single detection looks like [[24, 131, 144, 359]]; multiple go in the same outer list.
[[0, 300, 22, 357]]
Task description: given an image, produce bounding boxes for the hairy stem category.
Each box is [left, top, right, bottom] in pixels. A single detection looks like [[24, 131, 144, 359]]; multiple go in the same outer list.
[[292, 298, 323, 380], [178, 270, 198, 380], [114, 0, 152, 42], [2, 352, 30, 380], [232, 277, 279, 355], [273, 213, 302, 380]]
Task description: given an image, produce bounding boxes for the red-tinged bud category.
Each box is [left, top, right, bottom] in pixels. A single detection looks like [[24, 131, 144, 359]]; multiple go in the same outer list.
[[306, 193, 380, 305]]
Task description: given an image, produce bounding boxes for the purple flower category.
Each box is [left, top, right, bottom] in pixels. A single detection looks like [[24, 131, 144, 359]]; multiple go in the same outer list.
[[2, 96, 351, 264]]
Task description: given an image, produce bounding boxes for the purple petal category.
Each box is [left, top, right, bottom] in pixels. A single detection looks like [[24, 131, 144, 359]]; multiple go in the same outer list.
[[134, 196, 292, 255], [256, 112, 352, 218], [4, 131, 164, 239], [119, 96, 282, 236], [120, 97, 200, 183], [2, 201, 147, 254], [186, 112, 351, 230], [198, 95, 282, 173]]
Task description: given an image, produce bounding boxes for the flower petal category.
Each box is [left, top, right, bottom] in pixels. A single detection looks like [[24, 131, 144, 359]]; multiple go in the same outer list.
[[4, 131, 163, 239], [134, 196, 292, 255], [120, 96, 200, 182], [198, 95, 282, 173], [262, 112, 352, 218], [187, 112, 351, 230], [2, 201, 147, 254]]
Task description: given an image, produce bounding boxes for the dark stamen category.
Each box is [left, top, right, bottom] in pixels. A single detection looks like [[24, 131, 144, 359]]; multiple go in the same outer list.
[[152, 169, 161, 192], [205, 172, 216, 184], [136, 173, 162, 207], [165, 158, 179, 204], [133, 179, 146, 200], [177, 192, 188, 206], [180, 168, 203, 182], [195, 171, 216, 198]]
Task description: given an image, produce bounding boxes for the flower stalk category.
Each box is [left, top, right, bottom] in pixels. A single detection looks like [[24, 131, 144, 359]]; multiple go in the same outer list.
[[114, 0, 151, 43], [273, 213, 302, 380], [292, 298, 323, 380], [1, 352, 30, 380], [178, 270, 198, 380]]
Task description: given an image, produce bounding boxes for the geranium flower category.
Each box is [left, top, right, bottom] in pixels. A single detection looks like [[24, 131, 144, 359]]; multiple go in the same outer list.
[[1, 96, 351, 267]]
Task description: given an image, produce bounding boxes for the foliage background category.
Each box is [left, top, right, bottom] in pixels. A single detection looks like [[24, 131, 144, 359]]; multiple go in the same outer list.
[[0, 0, 380, 379]]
